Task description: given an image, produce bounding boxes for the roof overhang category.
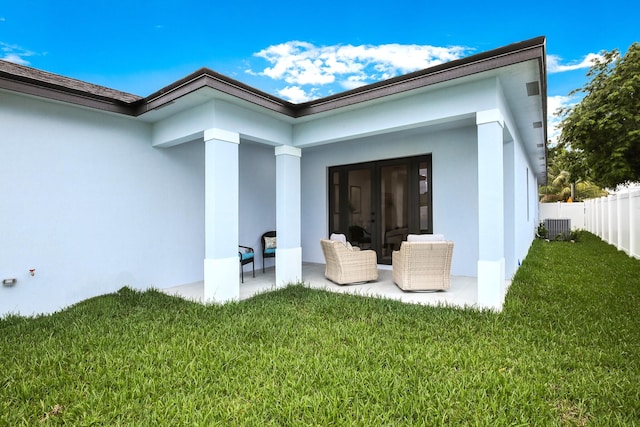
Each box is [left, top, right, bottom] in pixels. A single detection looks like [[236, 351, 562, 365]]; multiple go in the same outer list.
[[0, 36, 547, 179]]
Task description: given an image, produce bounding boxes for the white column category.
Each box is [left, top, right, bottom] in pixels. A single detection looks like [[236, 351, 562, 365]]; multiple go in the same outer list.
[[476, 109, 505, 310], [275, 145, 302, 287], [204, 128, 240, 303]]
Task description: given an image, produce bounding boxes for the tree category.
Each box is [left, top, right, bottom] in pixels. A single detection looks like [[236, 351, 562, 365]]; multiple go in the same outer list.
[[539, 145, 607, 202], [557, 42, 640, 189]]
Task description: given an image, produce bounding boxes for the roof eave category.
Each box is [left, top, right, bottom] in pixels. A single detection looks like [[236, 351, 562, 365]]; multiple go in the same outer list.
[[0, 36, 547, 124]]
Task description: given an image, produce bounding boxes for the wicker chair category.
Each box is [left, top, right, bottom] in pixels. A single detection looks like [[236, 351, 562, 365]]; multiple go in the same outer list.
[[320, 239, 378, 285], [392, 241, 454, 291]]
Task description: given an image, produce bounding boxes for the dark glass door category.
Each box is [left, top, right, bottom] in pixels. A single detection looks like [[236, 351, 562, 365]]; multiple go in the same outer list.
[[329, 155, 432, 264]]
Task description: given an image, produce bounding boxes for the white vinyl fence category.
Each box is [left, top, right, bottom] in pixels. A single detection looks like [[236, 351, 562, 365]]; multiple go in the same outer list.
[[539, 202, 585, 230], [584, 189, 640, 259], [540, 189, 640, 259]]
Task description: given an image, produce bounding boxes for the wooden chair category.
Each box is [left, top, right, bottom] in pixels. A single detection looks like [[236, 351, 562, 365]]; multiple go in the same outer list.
[[261, 231, 276, 273], [238, 245, 255, 283]]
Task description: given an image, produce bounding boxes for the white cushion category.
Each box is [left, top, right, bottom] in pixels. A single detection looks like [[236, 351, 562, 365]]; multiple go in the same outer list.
[[264, 236, 277, 249], [330, 233, 347, 244], [330, 233, 355, 250], [407, 234, 444, 242]]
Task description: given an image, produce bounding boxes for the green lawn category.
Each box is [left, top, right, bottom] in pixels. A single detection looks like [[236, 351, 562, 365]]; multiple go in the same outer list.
[[1, 232, 639, 425]]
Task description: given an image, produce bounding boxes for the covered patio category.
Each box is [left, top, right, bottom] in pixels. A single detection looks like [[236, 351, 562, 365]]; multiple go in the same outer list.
[[0, 37, 544, 318], [162, 264, 484, 310]]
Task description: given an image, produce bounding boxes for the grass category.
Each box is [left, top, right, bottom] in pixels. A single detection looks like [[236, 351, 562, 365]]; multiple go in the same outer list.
[[1, 232, 639, 425]]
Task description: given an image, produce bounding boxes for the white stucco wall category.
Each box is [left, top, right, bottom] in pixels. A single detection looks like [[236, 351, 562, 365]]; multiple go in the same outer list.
[[153, 98, 293, 147], [503, 137, 537, 279], [294, 79, 497, 148], [0, 92, 205, 316], [497, 78, 538, 279], [238, 141, 277, 271], [301, 125, 479, 277], [512, 137, 538, 276]]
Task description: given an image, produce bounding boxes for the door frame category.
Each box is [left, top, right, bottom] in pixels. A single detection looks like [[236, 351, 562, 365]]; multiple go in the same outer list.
[[328, 154, 432, 264]]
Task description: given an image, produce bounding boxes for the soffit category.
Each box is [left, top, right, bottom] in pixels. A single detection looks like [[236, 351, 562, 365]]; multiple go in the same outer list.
[[0, 37, 546, 177]]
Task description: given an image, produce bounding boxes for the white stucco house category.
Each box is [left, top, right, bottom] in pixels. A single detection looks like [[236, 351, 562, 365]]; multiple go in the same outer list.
[[0, 36, 547, 316]]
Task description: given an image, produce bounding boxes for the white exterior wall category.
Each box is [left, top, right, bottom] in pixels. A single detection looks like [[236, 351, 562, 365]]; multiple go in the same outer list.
[[497, 80, 538, 280], [1, 59, 544, 315], [294, 79, 497, 147], [238, 142, 277, 270], [153, 99, 292, 147], [301, 126, 479, 277], [509, 137, 538, 278], [0, 93, 205, 316]]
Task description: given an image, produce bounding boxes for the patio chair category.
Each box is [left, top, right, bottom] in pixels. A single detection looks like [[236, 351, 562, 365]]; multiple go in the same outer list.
[[238, 245, 255, 283], [320, 238, 378, 285], [261, 230, 276, 273], [392, 235, 454, 291]]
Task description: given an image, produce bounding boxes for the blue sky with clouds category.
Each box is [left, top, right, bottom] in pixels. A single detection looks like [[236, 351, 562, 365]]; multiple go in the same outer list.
[[1, 0, 638, 140]]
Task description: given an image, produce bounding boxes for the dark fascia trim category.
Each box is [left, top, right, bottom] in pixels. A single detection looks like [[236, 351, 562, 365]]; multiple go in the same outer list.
[[0, 36, 547, 120], [137, 36, 547, 119], [296, 37, 547, 117], [0, 73, 135, 114], [0, 60, 141, 114], [132, 68, 297, 116]]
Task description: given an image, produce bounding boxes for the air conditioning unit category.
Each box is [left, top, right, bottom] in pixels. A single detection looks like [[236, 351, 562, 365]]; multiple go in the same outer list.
[[544, 218, 571, 240]]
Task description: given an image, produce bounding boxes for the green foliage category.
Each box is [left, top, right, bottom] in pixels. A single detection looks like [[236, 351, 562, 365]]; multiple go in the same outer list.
[[536, 222, 580, 242], [1, 234, 639, 425], [539, 145, 607, 202], [558, 42, 640, 188], [551, 229, 581, 242], [536, 221, 548, 239]]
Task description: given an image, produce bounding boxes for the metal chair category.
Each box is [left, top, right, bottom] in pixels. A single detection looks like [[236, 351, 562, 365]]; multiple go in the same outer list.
[[238, 245, 255, 283], [261, 230, 276, 273]]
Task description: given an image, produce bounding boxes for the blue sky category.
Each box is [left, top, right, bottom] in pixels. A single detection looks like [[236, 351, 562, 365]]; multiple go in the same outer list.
[[1, 0, 638, 141]]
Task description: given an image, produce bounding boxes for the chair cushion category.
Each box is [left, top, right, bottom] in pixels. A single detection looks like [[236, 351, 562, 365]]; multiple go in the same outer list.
[[241, 253, 254, 261], [407, 234, 445, 242], [330, 233, 354, 250], [264, 236, 277, 249], [329, 233, 347, 244], [264, 248, 276, 255]]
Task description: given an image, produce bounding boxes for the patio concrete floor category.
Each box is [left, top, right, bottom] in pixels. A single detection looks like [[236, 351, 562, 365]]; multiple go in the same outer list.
[[162, 263, 484, 310]]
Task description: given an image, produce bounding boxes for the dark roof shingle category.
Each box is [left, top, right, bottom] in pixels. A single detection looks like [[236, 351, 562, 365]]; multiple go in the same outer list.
[[0, 59, 142, 103]]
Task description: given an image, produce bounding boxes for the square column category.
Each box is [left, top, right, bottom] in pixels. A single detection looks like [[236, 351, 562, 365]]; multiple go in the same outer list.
[[476, 110, 506, 310], [204, 129, 240, 303], [275, 145, 302, 287]]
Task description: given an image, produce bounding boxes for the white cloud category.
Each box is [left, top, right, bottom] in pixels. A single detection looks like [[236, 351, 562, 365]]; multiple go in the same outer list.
[[1, 53, 30, 65], [248, 41, 470, 100], [547, 53, 604, 74], [340, 75, 369, 91], [547, 95, 578, 146], [277, 86, 313, 103], [1, 42, 35, 65]]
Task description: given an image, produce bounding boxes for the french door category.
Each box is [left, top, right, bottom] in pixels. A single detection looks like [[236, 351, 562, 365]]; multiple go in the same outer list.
[[329, 155, 432, 264]]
